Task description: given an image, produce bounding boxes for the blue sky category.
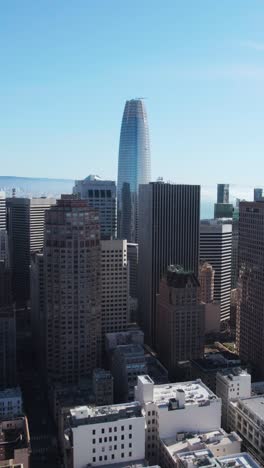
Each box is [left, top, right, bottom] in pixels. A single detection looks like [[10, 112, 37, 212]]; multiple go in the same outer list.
[[1, 0, 264, 184]]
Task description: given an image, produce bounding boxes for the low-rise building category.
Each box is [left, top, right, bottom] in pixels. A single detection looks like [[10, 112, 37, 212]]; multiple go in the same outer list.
[[159, 429, 241, 467], [228, 395, 264, 466], [135, 375, 222, 464], [216, 369, 251, 430], [0, 417, 30, 468], [218, 452, 260, 467], [191, 352, 242, 393], [0, 388, 22, 419], [63, 402, 145, 468]]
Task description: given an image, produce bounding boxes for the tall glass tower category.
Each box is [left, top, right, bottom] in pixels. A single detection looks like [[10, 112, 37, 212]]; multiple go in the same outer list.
[[117, 99, 151, 241]]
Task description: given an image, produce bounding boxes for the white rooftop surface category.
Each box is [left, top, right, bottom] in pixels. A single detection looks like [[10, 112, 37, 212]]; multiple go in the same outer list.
[[239, 396, 264, 419], [218, 453, 260, 467], [162, 430, 241, 457], [177, 449, 218, 466], [152, 379, 218, 406], [70, 401, 141, 420]]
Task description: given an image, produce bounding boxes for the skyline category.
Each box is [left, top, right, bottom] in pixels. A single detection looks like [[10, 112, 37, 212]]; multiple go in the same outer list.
[[1, 1, 264, 183]]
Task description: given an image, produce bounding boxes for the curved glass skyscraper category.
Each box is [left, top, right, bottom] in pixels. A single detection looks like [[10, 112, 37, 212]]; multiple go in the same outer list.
[[117, 99, 151, 241]]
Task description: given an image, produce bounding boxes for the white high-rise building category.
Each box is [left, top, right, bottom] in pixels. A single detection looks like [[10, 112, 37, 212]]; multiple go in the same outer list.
[[135, 375, 222, 463], [0, 191, 6, 230], [63, 402, 145, 468], [101, 240, 129, 336], [200, 221, 232, 321], [216, 369, 251, 431]]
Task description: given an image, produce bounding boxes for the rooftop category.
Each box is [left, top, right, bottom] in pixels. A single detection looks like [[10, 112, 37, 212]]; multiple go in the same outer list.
[[0, 387, 22, 399], [69, 401, 143, 427], [237, 395, 264, 420], [152, 379, 219, 407], [161, 429, 241, 458], [218, 453, 260, 467], [166, 265, 199, 288], [217, 369, 250, 382], [192, 352, 241, 371], [176, 449, 220, 467]]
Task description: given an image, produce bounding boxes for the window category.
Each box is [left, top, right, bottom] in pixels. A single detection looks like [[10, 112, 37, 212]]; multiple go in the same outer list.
[[99, 438, 102, 443], [92, 439, 96, 444], [129, 434, 132, 439], [93, 448, 96, 453], [114, 427, 117, 432], [93, 457, 96, 462], [121, 425, 124, 431], [121, 453, 124, 458], [92, 429, 96, 435], [129, 451, 132, 457], [129, 425, 132, 430], [121, 435, 124, 440], [111, 454, 115, 460], [109, 427, 112, 433], [102, 428, 105, 434]]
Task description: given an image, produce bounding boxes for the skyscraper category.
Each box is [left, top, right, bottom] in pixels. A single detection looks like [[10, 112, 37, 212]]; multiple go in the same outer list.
[[0, 261, 16, 389], [6, 197, 56, 306], [44, 197, 101, 384], [0, 192, 6, 230], [198, 262, 215, 304], [214, 183, 233, 219], [73, 175, 117, 240], [138, 182, 200, 345], [237, 201, 264, 379], [117, 99, 151, 242], [101, 239, 129, 336], [254, 188, 263, 202], [156, 265, 205, 378], [200, 221, 232, 322]]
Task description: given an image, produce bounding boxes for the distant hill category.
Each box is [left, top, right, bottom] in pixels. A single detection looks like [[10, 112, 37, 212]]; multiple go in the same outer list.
[[0, 176, 74, 198]]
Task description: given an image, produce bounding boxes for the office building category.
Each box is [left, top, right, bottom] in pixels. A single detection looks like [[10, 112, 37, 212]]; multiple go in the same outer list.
[[73, 175, 117, 240], [254, 188, 263, 201], [105, 329, 144, 354], [0, 416, 30, 468], [214, 184, 233, 219], [0, 230, 8, 264], [0, 191, 6, 230], [63, 402, 145, 468], [237, 201, 264, 379], [117, 99, 151, 242], [200, 221, 232, 321], [0, 261, 16, 389], [44, 197, 101, 385], [0, 387, 22, 418], [138, 182, 200, 345], [30, 252, 45, 367], [228, 396, 264, 466], [127, 242, 138, 299], [101, 240, 129, 336], [191, 351, 242, 393], [135, 375, 222, 463], [156, 265, 205, 378], [198, 262, 221, 335], [216, 369, 251, 431], [92, 369, 114, 406], [6, 197, 56, 305], [111, 344, 147, 402]]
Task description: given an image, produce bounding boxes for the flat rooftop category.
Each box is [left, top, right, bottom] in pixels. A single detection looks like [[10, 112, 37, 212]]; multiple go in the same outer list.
[[192, 352, 241, 371], [238, 395, 264, 420], [70, 401, 143, 427], [177, 449, 220, 467], [162, 429, 241, 457], [218, 453, 260, 467], [153, 379, 219, 407]]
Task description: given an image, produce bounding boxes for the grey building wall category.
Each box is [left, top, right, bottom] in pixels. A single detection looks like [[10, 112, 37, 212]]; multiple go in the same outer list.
[[73, 175, 117, 240], [138, 182, 200, 346], [6, 197, 56, 306]]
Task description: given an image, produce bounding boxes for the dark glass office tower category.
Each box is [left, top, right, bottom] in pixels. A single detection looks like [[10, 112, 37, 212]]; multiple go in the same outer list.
[[117, 99, 151, 242], [138, 182, 200, 346]]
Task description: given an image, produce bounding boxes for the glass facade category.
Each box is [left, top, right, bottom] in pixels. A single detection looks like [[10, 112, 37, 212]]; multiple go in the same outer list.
[[117, 99, 151, 241]]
